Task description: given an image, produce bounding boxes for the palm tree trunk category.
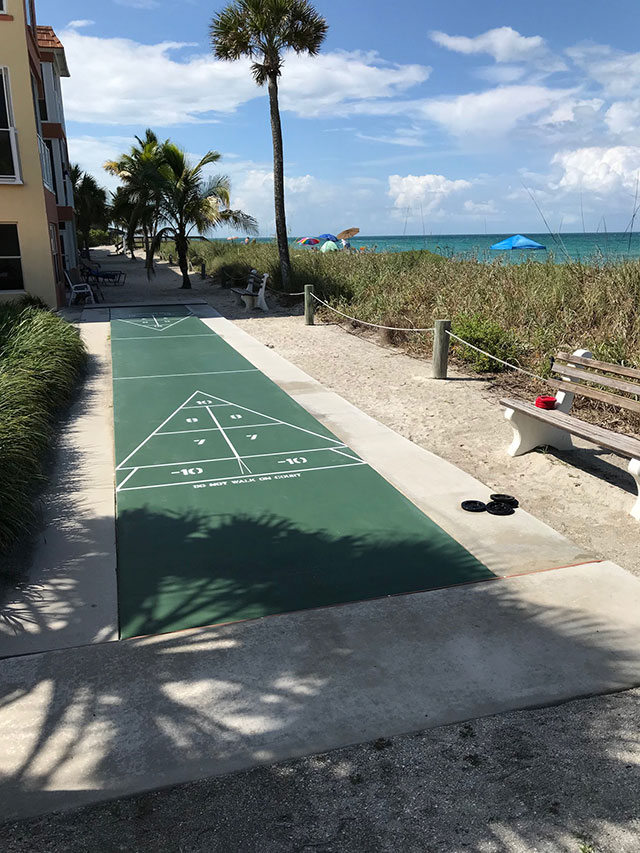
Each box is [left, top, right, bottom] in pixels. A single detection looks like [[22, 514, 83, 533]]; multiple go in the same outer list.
[[267, 73, 292, 292], [176, 233, 191, 289]]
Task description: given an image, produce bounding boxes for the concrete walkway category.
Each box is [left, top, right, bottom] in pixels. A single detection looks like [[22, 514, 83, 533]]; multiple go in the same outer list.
[[0, 316, 118, 658], [1, 302, 640, 821]]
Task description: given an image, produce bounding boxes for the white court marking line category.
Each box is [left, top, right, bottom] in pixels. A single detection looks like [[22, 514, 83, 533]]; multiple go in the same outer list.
[[329, 447, 363, 463], [116, 467, 139, 490], [115, 316, 190, 333], [117, 461, 367, 492], [181, 403, 230, 410], [118, 445, 349, 471], [196, 389, 340, 445], [114, 369, 259, 380], [116, 390, 201, 470], [206, 406, 252, 475], [111, 333, 220, 341], [156, 423, 280, 436], [116, 389, 339, 471]]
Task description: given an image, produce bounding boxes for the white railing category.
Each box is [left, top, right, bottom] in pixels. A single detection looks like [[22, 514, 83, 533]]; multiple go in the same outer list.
[[37, 133, 54, 191]]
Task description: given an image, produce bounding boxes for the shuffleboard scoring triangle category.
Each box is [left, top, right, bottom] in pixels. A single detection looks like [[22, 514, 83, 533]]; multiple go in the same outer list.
[[117, 316, 190, 333]]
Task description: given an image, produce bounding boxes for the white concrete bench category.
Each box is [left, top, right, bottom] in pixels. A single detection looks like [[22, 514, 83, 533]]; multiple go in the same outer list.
[[231, 270, 269, 312], [501, 349, 640, 520]]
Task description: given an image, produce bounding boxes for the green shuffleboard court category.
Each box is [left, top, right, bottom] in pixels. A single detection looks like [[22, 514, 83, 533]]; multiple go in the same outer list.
[[111, 306, 495, 639]]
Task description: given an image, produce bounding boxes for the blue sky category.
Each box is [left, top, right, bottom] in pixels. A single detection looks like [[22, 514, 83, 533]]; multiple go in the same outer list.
[[36, 0, 640, 236]]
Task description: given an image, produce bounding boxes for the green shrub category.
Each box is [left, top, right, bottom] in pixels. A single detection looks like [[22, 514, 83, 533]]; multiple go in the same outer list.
[[451, 313, 523, 373], [89, 229, 113, 247], [0, 301, 87, 558]]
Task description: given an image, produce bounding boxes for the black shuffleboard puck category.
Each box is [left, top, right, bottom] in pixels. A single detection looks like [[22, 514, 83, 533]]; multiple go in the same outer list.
[[486, 501, 516, 516], [490, 493, 519, 508], [461, 500, 487, 513]]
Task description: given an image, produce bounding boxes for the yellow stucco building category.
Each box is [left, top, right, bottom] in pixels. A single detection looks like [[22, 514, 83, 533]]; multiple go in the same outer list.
[[0, 0, 77, 308]]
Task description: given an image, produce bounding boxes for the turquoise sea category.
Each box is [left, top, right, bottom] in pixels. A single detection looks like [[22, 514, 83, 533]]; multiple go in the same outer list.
[[344, 232, 640, 262], [265, 232, 640, 262]]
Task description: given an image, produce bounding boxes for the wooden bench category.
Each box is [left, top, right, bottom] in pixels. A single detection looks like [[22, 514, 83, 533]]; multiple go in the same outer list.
[[501, 349, 640, 520], [231, 270, 269, 312]]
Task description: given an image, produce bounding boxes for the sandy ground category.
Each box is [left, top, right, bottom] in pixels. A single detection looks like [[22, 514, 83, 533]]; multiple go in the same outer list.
[[13, 247, 635, 851]]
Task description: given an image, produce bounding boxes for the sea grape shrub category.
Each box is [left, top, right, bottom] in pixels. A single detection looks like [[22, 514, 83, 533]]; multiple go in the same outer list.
[[452, 313, 522, 373]]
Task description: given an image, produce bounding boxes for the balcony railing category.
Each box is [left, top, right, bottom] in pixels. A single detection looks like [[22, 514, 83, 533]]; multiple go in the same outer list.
[[37, 134, 54, 192]]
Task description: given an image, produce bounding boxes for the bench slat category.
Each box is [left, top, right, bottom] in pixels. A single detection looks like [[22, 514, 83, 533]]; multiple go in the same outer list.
[[556, 352, 640, 382], [551, 363, 640, 397], [500, 398, 640, 459], [549, 380, 640, 415]]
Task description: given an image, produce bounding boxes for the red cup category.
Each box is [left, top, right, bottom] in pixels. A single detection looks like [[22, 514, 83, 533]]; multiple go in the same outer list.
[[535, 395, 557, 410]]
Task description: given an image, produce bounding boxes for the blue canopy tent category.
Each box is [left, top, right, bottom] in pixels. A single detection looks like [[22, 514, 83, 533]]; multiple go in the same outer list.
[[491, 234, 546, 250]]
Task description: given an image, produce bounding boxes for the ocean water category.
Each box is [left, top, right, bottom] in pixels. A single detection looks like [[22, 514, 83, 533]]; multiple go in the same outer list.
[[289, 232, 640, 262], [219, 232, 640, 262]]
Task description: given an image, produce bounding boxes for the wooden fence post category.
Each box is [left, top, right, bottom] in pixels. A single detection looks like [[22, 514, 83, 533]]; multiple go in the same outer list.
[[200, 261, 206, 280], [304, 285, 315, 326], [432, 319, 451, 379]]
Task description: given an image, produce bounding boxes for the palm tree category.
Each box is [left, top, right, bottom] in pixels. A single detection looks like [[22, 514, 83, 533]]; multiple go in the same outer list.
[[110, 187, 138, 259], [210, 0, 328, 291], [69, 164, 109, 258], [153, 144, 257, 289], [104, 130, 166, 276]]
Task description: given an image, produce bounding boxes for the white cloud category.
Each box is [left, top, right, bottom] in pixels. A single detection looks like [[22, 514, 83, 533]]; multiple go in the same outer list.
[[388, 173, 471, 213], [430, 27, 546, 62], [279, 51, 430, 118], [67, 19, 94, 29], [551, 146, 640, 194], [475, 65, 526, 84], [463, 199, 498, 214], [67, 134, 134, 192], [605, 100, 640, 136], [357, 126, 425, 147], [418, 85, 573, 137], [59, 30, 429, 126], [538, 98, 604, 126], [567, 44, 640, 98]]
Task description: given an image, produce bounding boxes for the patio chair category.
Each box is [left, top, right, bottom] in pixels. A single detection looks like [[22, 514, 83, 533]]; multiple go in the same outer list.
[[65, 271, 99, 305]]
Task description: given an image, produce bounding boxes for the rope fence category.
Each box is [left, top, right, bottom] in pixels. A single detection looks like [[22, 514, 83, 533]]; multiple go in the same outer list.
[[310, 293, 435, 333], [303, 284, 550, 384], [445, 331, 548, 383]]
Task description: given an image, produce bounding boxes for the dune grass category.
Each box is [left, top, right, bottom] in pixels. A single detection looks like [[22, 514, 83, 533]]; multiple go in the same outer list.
[[163, 240, 640, 379], [0, 299, 87, 559]]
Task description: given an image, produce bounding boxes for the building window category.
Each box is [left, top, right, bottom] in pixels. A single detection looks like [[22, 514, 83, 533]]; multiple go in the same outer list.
[[0, 67, 20, 182], [0, 225, 24, 291], [0, 1, 6, 14]]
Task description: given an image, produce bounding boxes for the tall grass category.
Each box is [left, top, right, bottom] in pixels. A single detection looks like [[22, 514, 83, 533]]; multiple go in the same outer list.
[[164, 240, 640, 377], [0, 300, 87, 559]]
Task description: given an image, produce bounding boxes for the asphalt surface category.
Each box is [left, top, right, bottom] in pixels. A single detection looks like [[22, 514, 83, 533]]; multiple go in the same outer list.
[[3, 688, 639, 852]]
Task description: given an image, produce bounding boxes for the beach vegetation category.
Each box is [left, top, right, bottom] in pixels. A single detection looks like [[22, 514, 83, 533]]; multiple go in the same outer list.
[[105, 130, 167, 277], [152, 144, 257, 289], [69, 165, 110, 258], [0, 300, 87, 562], [162, 239, 640, 391], [210, 0, 328, 293]]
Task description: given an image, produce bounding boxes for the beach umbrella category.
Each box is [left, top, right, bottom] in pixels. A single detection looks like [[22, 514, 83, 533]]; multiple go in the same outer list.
[[296, 237, 320, 245], [320, 240, 338, 253], [336, 227, 359, 241], [491, 234, 546, 250], [318, 233, 338, 242]]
